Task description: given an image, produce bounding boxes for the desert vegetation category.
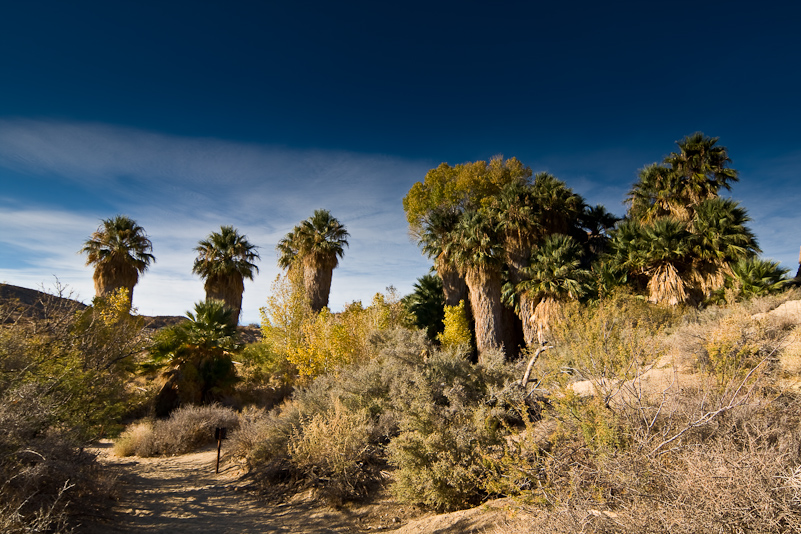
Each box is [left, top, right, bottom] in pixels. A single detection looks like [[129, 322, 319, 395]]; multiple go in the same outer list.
[[2, 133, 800, 533]]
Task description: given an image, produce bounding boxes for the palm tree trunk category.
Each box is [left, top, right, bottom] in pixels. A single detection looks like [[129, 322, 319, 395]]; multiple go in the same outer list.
[[305, 263, 333, 313], [436, 254, 468, 307], [505, 244, 539, 347], [205, 274, 244, 325], [93, 259, 138, 311], [464, 265, 503, 360]]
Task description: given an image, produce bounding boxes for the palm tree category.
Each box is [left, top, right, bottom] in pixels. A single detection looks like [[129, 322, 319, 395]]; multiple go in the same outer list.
[[151, 299, 240, 416], [491, 180, 539, 345], [277, 209, 349, 312], [724, 258, 789, 301], [608, 218, 694, 305], [445, 209, 506, 358], [579, 204, 620, 258], [193, 225, 260, 324], [531, 172, 585, 237], [663, 132, 738, 205], [516, 234, 591, 342], [80, 215, 155, 308], [420, 206, 468, 307], [626, 133, 738, 223], [404, 273, 445, 342], [689, 197, 760, 296]]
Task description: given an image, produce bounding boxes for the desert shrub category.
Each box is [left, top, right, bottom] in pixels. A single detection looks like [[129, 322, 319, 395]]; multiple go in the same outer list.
[[487, 341, 801, 534], [0, 286, 145, 531], [547, 291, 677, 383], [288, 399, 374, 500], [234, 327, 526, 508], [234, 342, 296, 408], [0, 384, 116, 533], [115, 404, 240, 457]]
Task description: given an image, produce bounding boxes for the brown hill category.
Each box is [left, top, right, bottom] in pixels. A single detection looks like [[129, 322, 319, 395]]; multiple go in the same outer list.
[[0, 283, 186, 329]]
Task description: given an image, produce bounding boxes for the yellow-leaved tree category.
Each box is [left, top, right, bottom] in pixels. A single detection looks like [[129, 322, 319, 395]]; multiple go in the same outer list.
[[261, 275, 410, 377]]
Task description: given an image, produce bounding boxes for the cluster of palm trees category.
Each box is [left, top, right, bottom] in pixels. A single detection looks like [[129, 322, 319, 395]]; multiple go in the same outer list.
[[404, 157, 616, 357], [404, 134, 789, 359], [80, 210, 349, 324], [610, 133, 770, 305]]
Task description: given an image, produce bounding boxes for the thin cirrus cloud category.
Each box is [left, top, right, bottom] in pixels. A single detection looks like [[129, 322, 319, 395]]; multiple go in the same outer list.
[[0, 119, 434, 323]]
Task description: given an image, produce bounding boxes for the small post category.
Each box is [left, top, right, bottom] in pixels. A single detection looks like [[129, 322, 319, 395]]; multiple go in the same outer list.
[[214, 427, 227, 474]]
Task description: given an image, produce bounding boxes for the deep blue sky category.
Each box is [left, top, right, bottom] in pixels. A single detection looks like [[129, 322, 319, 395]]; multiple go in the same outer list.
[[1, 1, 799, 323]]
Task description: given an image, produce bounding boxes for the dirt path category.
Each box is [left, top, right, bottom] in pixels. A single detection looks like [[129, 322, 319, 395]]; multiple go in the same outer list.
[[82, 441, 358, 534]]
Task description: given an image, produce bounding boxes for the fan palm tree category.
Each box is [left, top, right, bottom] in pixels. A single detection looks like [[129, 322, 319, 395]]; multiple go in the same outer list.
[[491, 180, 540, 345], [579, 204, 620, 257], [277, 209, 349, 312], [724, 258, 789, 301], [608, 218, 695, 305], [664, 132, 738, 205], [420, 206, 468, 307], [516, 234, 591, 342], [445, 209, 506, 358], [193, 225, 260, 324], [404, 273, 445, 342], [689, 197, 760, 295], [626, 133, 738, 223], [80, 215, 155, 309], [531, 172, 585, 237], [151, 299, 240, 415]]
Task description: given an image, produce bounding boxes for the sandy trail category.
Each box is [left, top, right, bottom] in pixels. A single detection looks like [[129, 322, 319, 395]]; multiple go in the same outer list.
[[83, 441, 355, 534]]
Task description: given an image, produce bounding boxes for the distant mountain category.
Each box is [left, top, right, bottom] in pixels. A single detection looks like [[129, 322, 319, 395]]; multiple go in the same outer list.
[[0, 283, 186, 328], [0, 284, 259, 340]]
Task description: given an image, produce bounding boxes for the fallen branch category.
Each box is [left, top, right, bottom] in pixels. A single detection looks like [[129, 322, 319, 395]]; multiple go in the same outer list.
[[521, 343, 552, 388]]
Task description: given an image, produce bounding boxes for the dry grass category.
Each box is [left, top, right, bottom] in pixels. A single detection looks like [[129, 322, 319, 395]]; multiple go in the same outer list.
[[114, 404, 240, 457]]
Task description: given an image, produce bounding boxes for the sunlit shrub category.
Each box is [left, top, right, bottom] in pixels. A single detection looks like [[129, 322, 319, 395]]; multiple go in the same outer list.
[[114, 404, 240, 457]]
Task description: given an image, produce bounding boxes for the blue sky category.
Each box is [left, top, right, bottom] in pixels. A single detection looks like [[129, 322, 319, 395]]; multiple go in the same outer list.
[[1, 1, 799, 324]]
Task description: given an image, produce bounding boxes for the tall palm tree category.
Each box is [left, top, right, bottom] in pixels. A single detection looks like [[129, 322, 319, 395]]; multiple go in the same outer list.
[[516, 234, 591, 342], [277, 209, 349, 312], [663, 132, 738, 205], [80, 215, 155, 308], [193, 225, 260, 324], [615, 218, 693, 306], [626, 133, 738, 223], [420, 206, 468, 307], [579, 204, 620, 258], [531, 172, 585, 237], [445, 209, 506, 358], [491, 180, 539, 345]]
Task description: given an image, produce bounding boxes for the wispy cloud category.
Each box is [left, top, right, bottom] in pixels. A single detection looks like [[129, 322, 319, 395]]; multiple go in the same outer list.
[[0, 119, 434, 322]]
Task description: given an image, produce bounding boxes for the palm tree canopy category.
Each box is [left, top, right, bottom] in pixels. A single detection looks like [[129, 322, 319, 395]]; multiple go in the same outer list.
[[664, 132, 738, 202], [531, 172, 585, 237], [80, 215, 155, 274], [193, 225, 260, 281], [690, 197, 760, 263], [626, 133, 738, 222], [419, 205, 462, 261], [727, 258, 789, 299], [445, 209, 504, 274], [184, 299, 240, 351], [278, 209, 349, 271], [517, 234, 591, 302]]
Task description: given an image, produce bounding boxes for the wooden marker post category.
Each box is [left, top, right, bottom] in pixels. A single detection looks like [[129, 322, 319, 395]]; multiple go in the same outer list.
[[214, 427, 227, 474]]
